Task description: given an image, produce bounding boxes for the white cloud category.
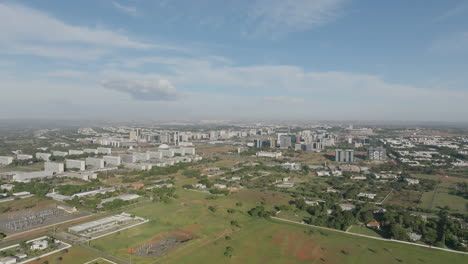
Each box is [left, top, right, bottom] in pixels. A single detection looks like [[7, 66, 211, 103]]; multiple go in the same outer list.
[[112, 1, 139, 17], [248, 0, 347, 37], [0, 3, 179, 59], [100, 79, 180, 101]]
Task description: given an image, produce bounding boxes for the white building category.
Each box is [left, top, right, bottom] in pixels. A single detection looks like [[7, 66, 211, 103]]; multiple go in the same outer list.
[[357, 193, 377, 199], [0, 256, 17, 264], [52, 151, 68, 157], [30, 239, 48, 250], [16, 154, 33, 160], [147, 151, 163, 159], [161, 149, 175, 158], [84, 149, 98, 154], [36, 152, 51, 161], [134, 152, 150, 162], [120, 154, 136, 163], [97, 147, 112, 154], [256, 151, 282, 158], [66, 159, 85, 171], [44, 162, 64, 173], [85, 157, 105, 169], [13, 171, 54, 182], [69, 150, 84, 155], [0, 156, 13, 165], [1, 183, 14, 191], [103, 156, 121, 166]]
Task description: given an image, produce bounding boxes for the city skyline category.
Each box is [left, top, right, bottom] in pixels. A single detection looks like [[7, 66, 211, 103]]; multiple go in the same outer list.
[[1, 0, 468, 121]]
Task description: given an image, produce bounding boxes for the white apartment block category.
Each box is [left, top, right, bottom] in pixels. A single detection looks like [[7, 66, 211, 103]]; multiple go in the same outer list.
[[53, 151, 68, 157], [84, 148, 98, 154], [16, 154, 33, 160], [85, 157, 105, 169], [36, 152, 51, 161], [134, 152, 150, 162], [120, 154, 136, 163], [147, 151, 163, 159], [104, 156, 121, 166], [69, 150, 84, 155], [182, 147, 196, 155], [0, 156, 13, 165], [161, 149, 175, 158], [66, 159, 85, 171], [44, 162, 65, 174], [97, 147, 112, 154], [256, 151, 282, 158]]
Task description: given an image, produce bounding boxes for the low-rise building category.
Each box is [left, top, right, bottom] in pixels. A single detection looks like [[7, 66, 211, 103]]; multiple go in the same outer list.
[[0, 156, 13, 165], [16, 154, 33, 160], [44, 162, 64, 174], [66, 159, 85, 171], [36, 152, 51, 161], [52, 151, 68, 157], [103, 155, 121, 166], [85, 157, 105, 169], [97, 147, 112, 154], [256, 151, 282, 158], [69, 150, 84, 155]]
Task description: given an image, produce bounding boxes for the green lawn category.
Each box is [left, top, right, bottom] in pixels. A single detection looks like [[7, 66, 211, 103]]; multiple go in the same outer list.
[[84, 189, 467, 264]]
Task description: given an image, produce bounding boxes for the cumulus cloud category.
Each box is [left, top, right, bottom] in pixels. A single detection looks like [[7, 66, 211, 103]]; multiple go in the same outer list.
[[248, 0, 347, 37], [0, 3, 179, 59], [100, 79, 180, 101]]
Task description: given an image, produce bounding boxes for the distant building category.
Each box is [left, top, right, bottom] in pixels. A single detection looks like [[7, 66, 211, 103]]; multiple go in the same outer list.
[[66, 159, 85, 171], [120, 154, 136, 163], [335, 149, 354, 162], [44, 161, 64, 174], [85, 157, 105, 169], [103, 156, 121, 166], [256, 151, 282, 158], [52, 151, 68, 157], [36, 152, 51, 161], [368, 147, 387, 160], [279, 135, 292, 149], [0, 156, 13, 165], [16, 154, 33, 160], [97, 147, 112, 155], [366, 221, 380, 229], [69, 150, 84, 155]]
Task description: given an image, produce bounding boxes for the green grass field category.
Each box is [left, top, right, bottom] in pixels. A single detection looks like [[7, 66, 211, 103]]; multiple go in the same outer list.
[[348, 225, 383, 238], [83, 189, 467, 264]]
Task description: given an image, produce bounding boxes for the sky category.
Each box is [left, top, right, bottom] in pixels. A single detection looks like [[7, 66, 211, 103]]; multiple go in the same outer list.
[[0, 0, 468, 122]]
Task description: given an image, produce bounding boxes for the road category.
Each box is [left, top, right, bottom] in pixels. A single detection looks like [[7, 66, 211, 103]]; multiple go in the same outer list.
[[270, 216, 468, 255]]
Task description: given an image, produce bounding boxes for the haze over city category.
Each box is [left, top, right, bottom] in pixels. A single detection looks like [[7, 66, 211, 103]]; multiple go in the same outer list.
[[1, 0, 468, 121]]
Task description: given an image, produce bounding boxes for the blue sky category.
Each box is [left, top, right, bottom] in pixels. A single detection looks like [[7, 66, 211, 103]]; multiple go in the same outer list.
[[1, 0, 468, 121]]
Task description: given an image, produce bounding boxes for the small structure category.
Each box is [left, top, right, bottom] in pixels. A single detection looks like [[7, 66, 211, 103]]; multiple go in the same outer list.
[[366, 221, 380, 229], [30, 239, 48, 250]]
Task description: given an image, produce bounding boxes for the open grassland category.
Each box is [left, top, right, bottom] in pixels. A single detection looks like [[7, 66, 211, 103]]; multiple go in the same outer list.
[[26, 246, 99, 264], [383, 190, 423, 207], [173, 218, 468, 264], [348, 225, 383, 238], [82, 189, 467, 264]]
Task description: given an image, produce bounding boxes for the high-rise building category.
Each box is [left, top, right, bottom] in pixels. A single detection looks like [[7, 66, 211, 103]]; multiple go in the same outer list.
[[335, 149, 354, 162], [368, 147, 386, 160], [345, 149, 355, 163], [279, 135, 292, 149], [253, 139, 262, 148]]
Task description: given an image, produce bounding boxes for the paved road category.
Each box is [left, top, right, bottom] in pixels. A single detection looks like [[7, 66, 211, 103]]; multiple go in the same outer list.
[[271, 216, 468, 255]]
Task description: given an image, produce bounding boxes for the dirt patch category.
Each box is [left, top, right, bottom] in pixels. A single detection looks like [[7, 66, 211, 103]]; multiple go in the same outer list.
[[131, 229, 197, 258], [271, 231, 326, 262]]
